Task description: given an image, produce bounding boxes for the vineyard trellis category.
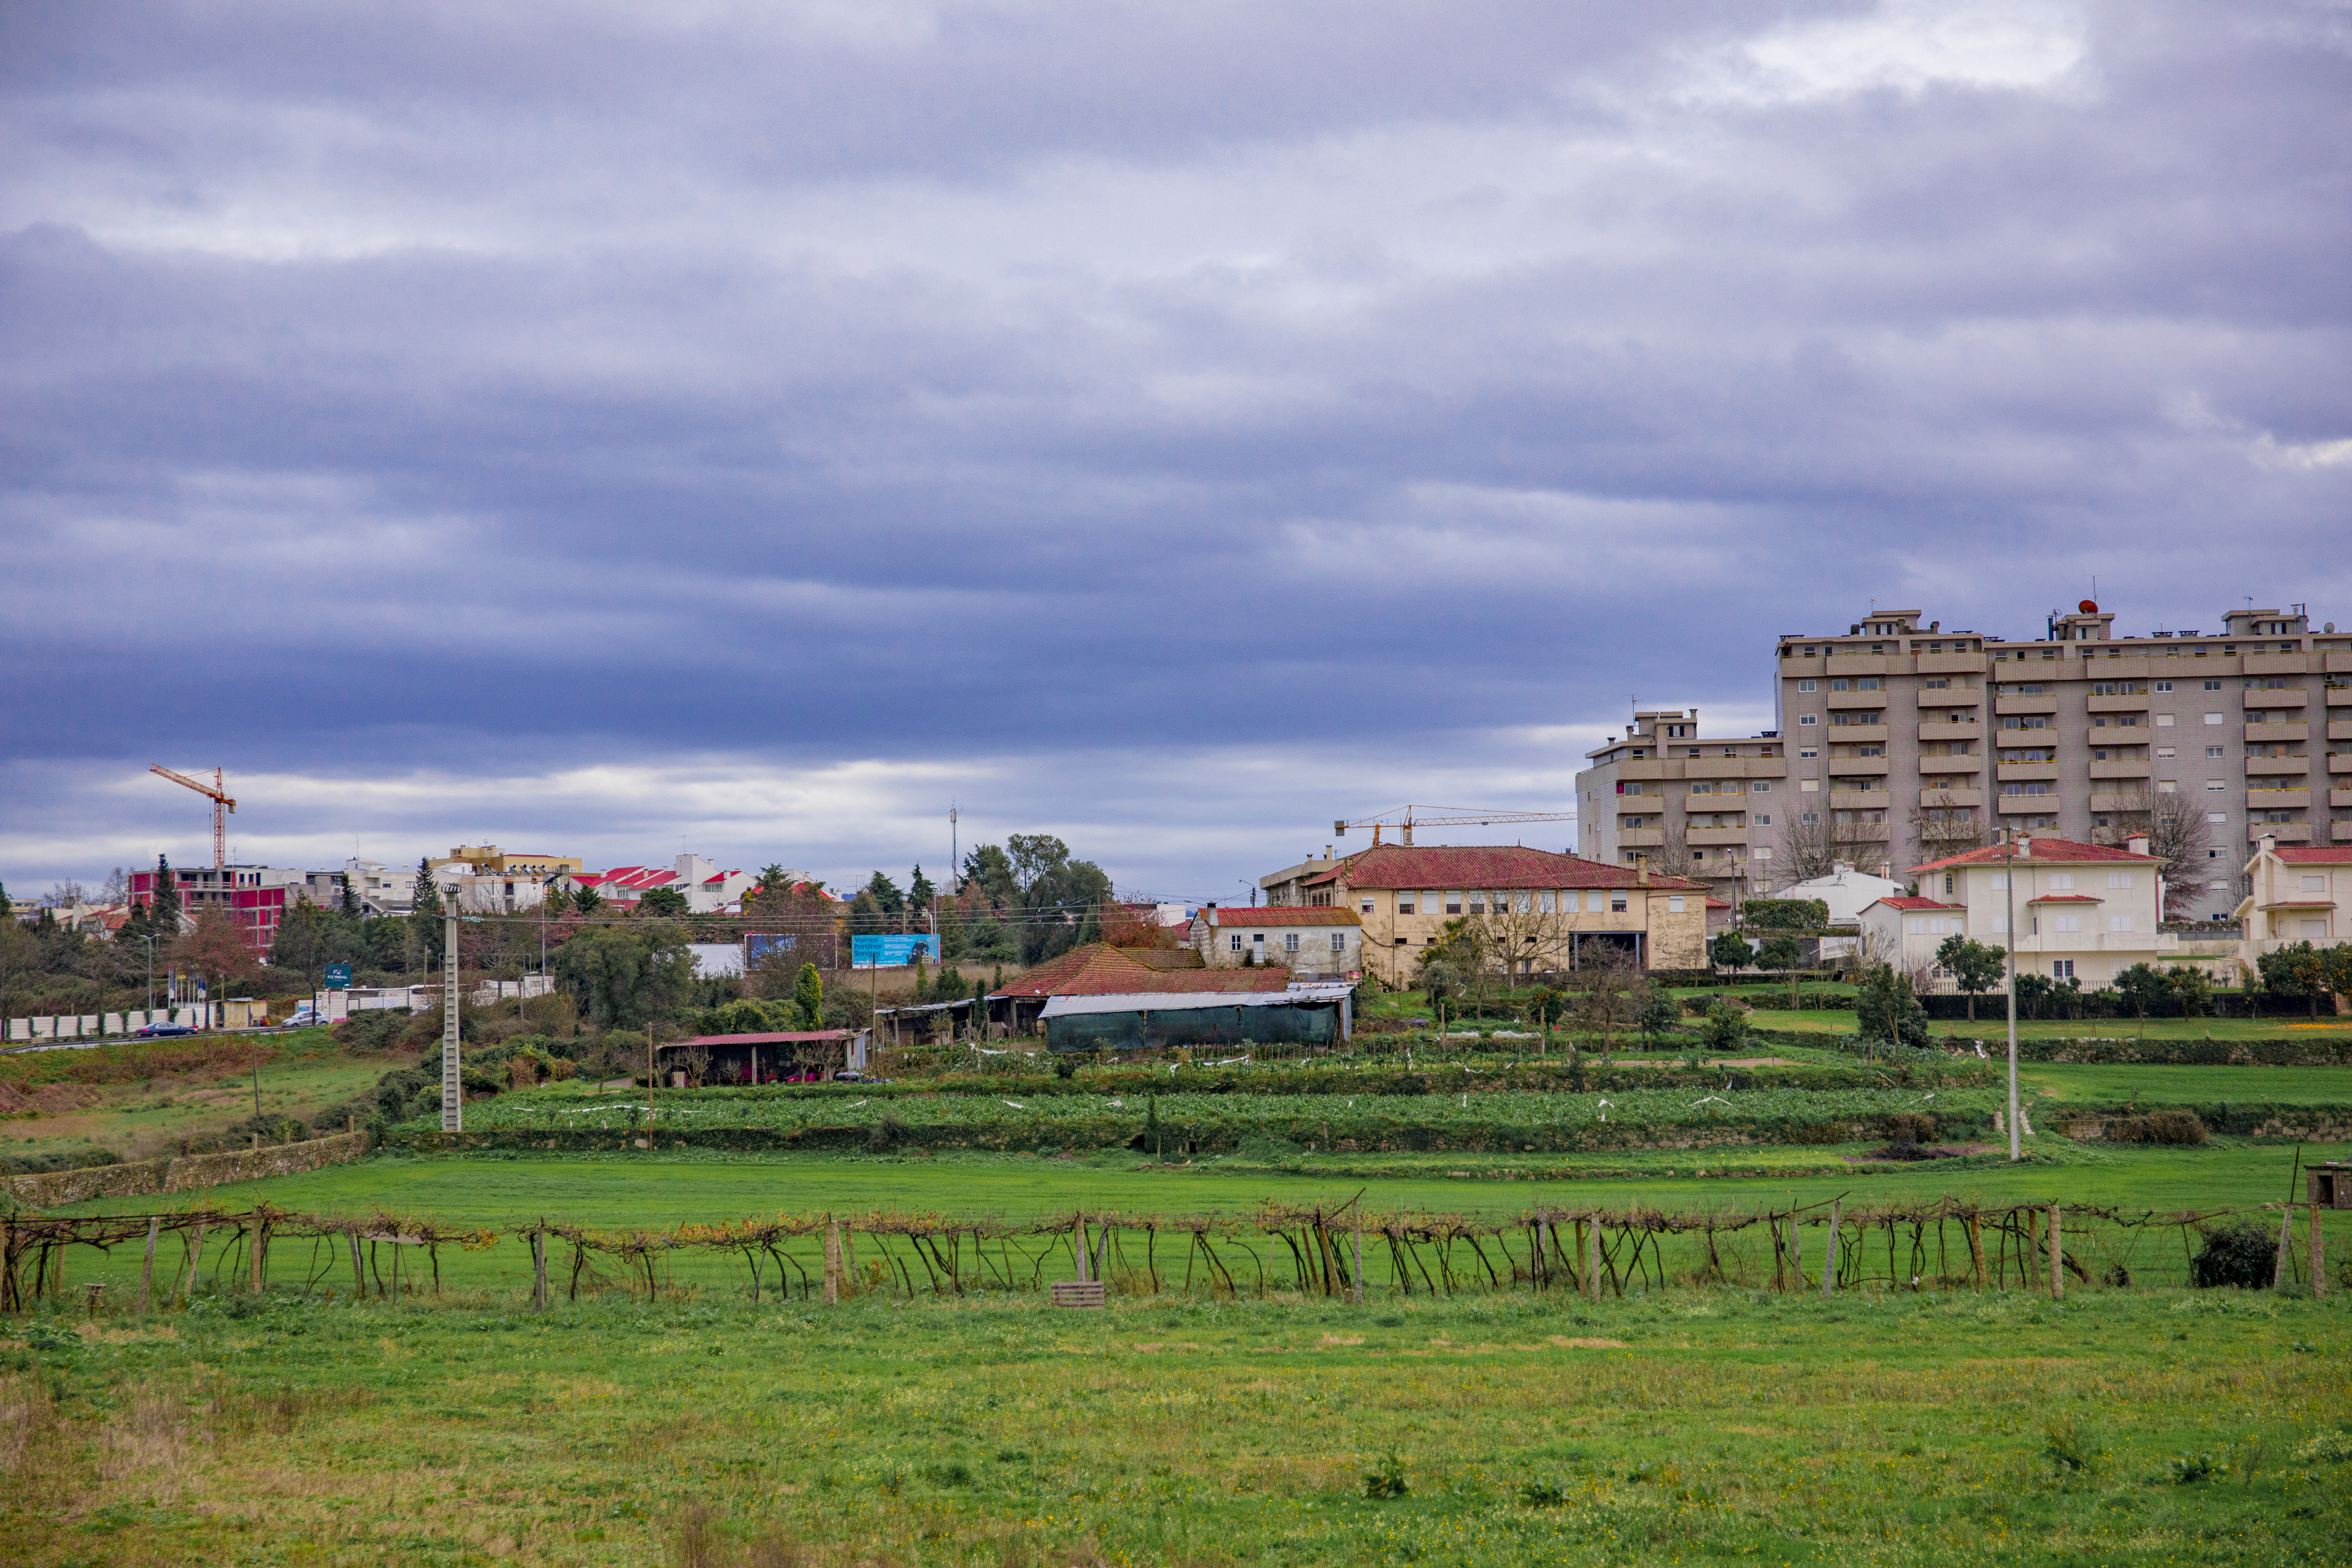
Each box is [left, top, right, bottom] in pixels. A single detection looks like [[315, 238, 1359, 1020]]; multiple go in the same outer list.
[[1, 1196, 2331, 1311]]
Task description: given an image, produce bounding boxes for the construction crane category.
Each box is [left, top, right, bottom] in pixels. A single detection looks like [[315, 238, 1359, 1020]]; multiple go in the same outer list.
[[150, 765, 236, 869], [1335, 804, 1576, 848]]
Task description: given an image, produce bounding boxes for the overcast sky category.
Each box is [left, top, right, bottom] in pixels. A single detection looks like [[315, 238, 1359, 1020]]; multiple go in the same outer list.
[[3, 0, 2347, 902]]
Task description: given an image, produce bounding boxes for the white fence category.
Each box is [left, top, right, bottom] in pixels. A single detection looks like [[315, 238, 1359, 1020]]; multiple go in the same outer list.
[[4, 1007, 214, 1043]]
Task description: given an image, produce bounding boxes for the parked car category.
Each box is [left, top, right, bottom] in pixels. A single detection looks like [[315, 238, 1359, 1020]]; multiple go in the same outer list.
[[133, 1022, 198, 1038], [284, 1007, 322, 1028]]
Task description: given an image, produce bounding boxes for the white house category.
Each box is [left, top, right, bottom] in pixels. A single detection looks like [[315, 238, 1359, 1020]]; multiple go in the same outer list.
[[1190, 904, 1363, 979], [2235, 837, 2351, 962], [1882, 833, 2234, 990], [1774, 863, 1906, 927]]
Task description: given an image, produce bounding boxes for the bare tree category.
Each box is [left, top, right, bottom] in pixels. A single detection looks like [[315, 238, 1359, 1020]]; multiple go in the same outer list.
[[1777, 809, 1842, 885], [1573, 951, 1642, 1062], [1652, 822, 1695, 880], [1907, 789, 1988, 869], [2091, 789, 2214, 917], [1465, 891, 1576, 987]]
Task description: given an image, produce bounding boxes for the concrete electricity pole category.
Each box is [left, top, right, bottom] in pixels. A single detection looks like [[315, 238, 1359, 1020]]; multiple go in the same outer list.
[[441, 887, 463, 1133]]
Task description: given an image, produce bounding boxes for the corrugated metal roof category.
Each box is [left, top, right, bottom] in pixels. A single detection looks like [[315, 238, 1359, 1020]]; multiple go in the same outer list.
[[1040, 989, 1345, 1018], [992, 944, 1290, 999]]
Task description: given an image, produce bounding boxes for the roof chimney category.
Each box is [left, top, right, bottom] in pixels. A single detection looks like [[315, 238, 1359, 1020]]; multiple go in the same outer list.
[[2126, 833, 2151, 858], [1636, 863, 1650, 886], [2259, 834, 2276, 858]]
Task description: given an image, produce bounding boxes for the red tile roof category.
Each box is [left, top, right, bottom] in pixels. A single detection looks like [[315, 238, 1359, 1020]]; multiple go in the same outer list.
[[1197, 906, 1362, 927], [670, 1031, 853, 1046], [1909, 835, 2156, 874], [1871, 896, 1962, 911], [2274, 847, 2352, 863], [991, 944, 1290, 999], [1313, 844, 1705, 892]]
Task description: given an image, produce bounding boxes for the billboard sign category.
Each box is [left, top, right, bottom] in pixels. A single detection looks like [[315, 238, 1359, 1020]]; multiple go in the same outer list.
[[324, 963, 353, 990], [744, 933, 797, 968], [851, 934, 940, 967]]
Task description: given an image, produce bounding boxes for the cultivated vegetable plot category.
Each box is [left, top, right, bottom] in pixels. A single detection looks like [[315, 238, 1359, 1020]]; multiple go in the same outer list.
[[390, 1085, 1994, 1151]]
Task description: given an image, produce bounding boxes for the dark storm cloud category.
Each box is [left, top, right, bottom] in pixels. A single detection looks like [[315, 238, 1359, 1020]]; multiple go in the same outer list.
[[2, 0, 2348, 889]]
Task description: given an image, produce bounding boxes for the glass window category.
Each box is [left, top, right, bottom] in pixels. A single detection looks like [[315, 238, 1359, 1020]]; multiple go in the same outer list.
[[1799, 714, 1818, 725], [1396, 893, 1415, 914], [1752, 781, 1770, 793], [1284, 933, 1300, 952], [1465, 892, 1485, 914], [1330, 932, 1345, 951], [1668, 896, 1685, 913], [1755, 814, 1771, 827], [1514, 891, 1533, 913], [1445, 892, 1463, 915], [1610, 893, 1629, 913], [1230, 934, 1242, 952], [1360, 900, 1375, 915]]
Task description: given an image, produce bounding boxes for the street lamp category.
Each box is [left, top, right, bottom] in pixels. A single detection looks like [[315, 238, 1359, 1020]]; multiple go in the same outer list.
[[2002, 827, 2020, 1161]]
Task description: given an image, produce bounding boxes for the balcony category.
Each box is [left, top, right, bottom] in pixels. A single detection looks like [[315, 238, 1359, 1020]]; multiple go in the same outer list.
[[1619, 828, 1664, 849], [2327, 683, 2352, 705], [1997, 794, 2060, 815], [1680, 757, 1788, 780], [2243, 690, 2309, 709], [1688, 827, 1749, 846], [1913, 684, 1982, 705], [1825, 687, 1890, 709], [1823, 654, 1895, 677], [2330, 721, 2352, 743], [1828, 755, 1891, 776], [2331, 754, 2352, 775], [1918, 720, 1982, 742], [1996, 694, 2059, 716], [1919, 754, 1981, 774], [2334, 787, 2352, 808], [1834, 822, 1892, 843], [1824, 723, 1888, 743], [1917, 652, 1987, 675], [2244, 754, 2311, 776], [1918, 786, 1983, 807], [2248, 788, 2310, 810], [2246, 653, 2314, 676], [2090, 790, 2152, 813], [2088, 759, 2152, 780], [1996, 761, 2062, 782], [2251, 822, 2313, 844], [2086, 693, 2149, 713], [2246, 722, 2308, 743], [1829, 789, 1892, 810]]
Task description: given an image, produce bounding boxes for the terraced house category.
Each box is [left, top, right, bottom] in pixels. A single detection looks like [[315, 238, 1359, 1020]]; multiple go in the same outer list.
[[1257, 844, 1707, 986]]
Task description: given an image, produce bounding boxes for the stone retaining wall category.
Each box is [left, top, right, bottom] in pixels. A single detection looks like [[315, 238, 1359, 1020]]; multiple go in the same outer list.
[[4, 1130, 370, 1209]]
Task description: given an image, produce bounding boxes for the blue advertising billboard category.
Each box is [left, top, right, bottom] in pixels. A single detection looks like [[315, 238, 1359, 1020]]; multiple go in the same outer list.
[[744, 933, 798, 966], [850, 934, 940, 967], [324, 964, 353, 990]]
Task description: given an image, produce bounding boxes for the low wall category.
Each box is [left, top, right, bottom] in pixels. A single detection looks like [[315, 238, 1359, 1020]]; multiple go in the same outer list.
[[3, 1130, 370, 1209]]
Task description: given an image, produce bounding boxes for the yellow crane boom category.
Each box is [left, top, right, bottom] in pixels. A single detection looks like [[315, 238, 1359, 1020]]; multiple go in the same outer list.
[[1335, 804, 1575, 847]]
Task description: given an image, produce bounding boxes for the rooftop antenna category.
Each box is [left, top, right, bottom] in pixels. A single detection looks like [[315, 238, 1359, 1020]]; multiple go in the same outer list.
[[949, 803, 958, 892]]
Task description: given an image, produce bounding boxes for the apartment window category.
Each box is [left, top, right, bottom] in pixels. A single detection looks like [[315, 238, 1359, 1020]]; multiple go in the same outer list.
[[1754, 814, 1771, 827], [1798, 678, 1817, 691], [2155, 714, 2176, 727], [2204, 679, 2222, 691], [1752, 781, 1771, 793], [1396, 893, 1415, 914], [2206, 780, 2226, 791], [2205, 713, 2224, 725], [1230, 934, 1243, 952], [1801, 811, 1820, 825], [1799, 746, 1818, 758], [1831, 678, 1851, 690], [1668, 896, 1686, 913], [2052, 915, 2080, 933], [1465, 892, 1485, 913], [1445, 892, 1463, 915], [2154, 680, 2172, 692], [1582, 891, 1603, 912], [2052, 960, 2075, 980], [1538, 890, 1556, 913], [1923, 678, 1950, 689], [2208, 812, 2228, 824], [1610, 893, 1629, 913], [1511, 891, 1531, 913], [2109, 916, 2135, 932], [1799, 714, 1818, 725], [2049, 873, 2074, 889], [2303, 875, 2328, 892], [1360, 899, 1375, 915], [1330, 932, 1345, 952], [2157, 747, 2176, 758], [2205, 746, 2225, 758], [1284, 933, 1300, 952]]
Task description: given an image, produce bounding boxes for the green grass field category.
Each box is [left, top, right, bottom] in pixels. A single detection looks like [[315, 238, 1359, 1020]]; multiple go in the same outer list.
[[1741, 1008, 2352, 1041], [4, 1268, 2347, 1565]]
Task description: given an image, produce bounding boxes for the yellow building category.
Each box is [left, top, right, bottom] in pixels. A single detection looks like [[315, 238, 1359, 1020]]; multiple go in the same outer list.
[[1260, 844, 1709, 986], [430, 845, 586, 876]]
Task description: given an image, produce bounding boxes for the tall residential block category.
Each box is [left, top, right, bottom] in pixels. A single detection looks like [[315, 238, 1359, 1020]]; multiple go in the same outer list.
[[1574, 710, 1788, 906], [1766, 602, 2350, 920]]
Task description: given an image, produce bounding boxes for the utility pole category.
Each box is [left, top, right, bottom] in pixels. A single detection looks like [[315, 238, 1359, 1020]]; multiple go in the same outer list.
[[441, 888, 462, 1132], [2003, 828, 2019, 1161]]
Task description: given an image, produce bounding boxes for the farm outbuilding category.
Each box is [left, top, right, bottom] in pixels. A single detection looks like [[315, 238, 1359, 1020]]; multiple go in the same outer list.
[[1042, 983, 1353, 1054], [656, 1029, 869, 1085]]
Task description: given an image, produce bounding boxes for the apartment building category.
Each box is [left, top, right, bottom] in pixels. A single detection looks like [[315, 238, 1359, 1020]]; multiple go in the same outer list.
[[1773, 602, 2352, 920], [1573, 710, 1790, 902], [1260, 843, 1708, 986], [1858, 833, 2238, 990]]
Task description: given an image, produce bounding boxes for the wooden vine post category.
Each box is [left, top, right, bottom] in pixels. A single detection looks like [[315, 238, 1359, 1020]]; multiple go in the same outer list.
[[2310, 1202, 2326, 1298], [140, 1217, 160, 1314], [823, 1218, 842, 1305], [1584, 1218, 1600, 1302], [1966, 1212, 1985, 1290], [1820, 1200, 1839, 1298], [181, 1219, 208, 1306], [2048, 1205, 2063, 1300], [532, 1227, 549, 1311]]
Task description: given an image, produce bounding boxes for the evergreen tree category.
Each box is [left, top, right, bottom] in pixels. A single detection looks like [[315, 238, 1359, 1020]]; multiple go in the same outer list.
[[793, 962, 825, 1031], [148, 854, 183, 931], [339, 872, 362, 918], [909, 864, 934, 913], [0, 880, 9, 920]]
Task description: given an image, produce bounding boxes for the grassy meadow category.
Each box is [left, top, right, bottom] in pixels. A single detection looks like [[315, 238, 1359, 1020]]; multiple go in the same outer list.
[[4, 1269, 2348, 1566]]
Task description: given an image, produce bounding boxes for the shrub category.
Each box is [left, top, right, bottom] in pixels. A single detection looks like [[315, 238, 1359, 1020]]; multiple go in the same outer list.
[[2190, 1222, 2277, 1289], [1362, 1452, 1408, 1499], [1878, 1111, 1939, 1143], [2107, 1110, 2207, 1145], [2292, 1430, 2352, 1465], [2168, 1452, 2224, 1485], [1518, 1479, 1568, 1507], [2044, 1418, 2095, 1474], [1743, 899, 1829, 930]]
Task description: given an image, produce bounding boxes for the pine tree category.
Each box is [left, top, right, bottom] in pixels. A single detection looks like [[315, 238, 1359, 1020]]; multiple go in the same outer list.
[[340, 872, 361, 918], [148, 855, 183, 931], [793, 961, 825, 1031]]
